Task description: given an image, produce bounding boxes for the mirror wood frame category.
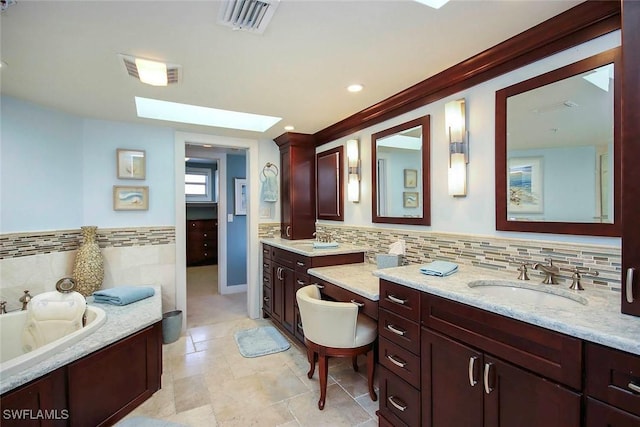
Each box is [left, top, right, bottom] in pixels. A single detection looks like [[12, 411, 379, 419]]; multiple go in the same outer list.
[[371, 115, 431, 225], [495, 47, 621, 236]]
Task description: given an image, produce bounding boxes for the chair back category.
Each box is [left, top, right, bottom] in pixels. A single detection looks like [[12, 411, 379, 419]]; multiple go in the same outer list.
[[296, 285, 359, 348]]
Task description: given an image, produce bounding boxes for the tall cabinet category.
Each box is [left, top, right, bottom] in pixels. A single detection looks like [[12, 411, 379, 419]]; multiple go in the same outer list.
[[274, 132, 316, 240], [622, 0, 640, 316]]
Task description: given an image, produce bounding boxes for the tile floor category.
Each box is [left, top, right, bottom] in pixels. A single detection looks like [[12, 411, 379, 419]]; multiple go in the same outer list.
[[118, 265, 380, 427]]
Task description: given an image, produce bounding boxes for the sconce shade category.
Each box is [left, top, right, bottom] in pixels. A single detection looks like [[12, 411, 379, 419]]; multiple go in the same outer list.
[[448, 152, 467, 196], [346, 139, 360, 202]]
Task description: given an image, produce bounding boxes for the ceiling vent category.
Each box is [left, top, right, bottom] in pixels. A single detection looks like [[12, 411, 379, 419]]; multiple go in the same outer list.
[[217, 0, 280, 34], [119, 54, 181, 85]]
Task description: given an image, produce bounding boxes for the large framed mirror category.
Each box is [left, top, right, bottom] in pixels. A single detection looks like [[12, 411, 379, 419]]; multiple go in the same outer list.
[[372, 115, 430, 225], [495, 48, 621, 236]]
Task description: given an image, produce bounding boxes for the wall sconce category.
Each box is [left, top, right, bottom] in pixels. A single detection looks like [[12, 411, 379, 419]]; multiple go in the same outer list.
[[346, 139, 360, 202], [445, 98, 469, 197]]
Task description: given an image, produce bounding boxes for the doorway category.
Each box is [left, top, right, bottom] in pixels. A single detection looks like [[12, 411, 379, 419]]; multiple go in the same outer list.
[[174, 132, 261, 332]]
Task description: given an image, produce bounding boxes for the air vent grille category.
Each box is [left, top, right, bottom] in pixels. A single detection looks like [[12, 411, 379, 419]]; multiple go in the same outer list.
[[120, 55, 180, 84], [217, 0, 279, 34]]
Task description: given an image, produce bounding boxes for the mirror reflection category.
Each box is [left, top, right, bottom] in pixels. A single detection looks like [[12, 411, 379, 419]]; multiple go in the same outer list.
[[495, 48, 620, 236], [372, 115, 430, 226]]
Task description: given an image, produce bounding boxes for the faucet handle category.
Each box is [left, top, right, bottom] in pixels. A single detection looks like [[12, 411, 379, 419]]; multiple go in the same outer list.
[[508, 259, 532, 280], [569, 266, 599, 291], [0, 301, 6, 314]]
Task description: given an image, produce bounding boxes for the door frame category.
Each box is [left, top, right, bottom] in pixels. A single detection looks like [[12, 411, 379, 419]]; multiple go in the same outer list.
[[175, 132, 260, 331]]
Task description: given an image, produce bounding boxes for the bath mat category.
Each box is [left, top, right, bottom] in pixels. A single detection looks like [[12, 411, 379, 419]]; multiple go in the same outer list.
[[234, 326, 290, 358], [116, 416, 187, 427]]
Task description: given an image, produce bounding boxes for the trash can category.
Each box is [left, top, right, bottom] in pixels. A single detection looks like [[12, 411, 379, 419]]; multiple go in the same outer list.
[[162, 310, 183, 344]]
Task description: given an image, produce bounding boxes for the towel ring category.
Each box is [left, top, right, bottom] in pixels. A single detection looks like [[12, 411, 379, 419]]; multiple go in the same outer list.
[[262, 162, 279, 178]]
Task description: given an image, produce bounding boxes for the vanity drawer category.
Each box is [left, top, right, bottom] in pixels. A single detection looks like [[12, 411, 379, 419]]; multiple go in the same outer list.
[[586, 343, 640, 417], [262, 244, 272, 261], [294, 255, 311, 274], [380, 280, 421, 323], [379, 308, 420, 355], [378, 365, 420, 427], [319, 280, 378, 320], [379, 337, 420, 388], [273, 248, 295, 268], [422, 293, 582, 390], [262, 284, 272, 313]]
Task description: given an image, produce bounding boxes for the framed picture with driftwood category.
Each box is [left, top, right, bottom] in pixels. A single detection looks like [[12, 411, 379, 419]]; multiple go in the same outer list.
[[117, 148, 146, 180], [403, 191, 419, 208], [113, 185, 149, 211]]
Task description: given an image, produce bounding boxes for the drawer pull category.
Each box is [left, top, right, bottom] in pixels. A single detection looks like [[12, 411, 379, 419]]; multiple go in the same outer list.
[[386, 324, 406, 336], [297, 280, 306, 285], [203, 233, 207, 237], [483, 362, 494, 394], [350, 299, 364, 307], [286, 226, 291, 237], [312, 283, 324, 289], [277, 267, 283, 280], [296, 261, 305, 267], [386, 354, 407, 368], [263, 263, 269, 268], [628, 382, 640, 393], [297, 323, 304, 330], [203, 243, 208, 247], [387, 395, 407, 412], [627, 268, 635, 303], [263, 296, 270, 302], [468, 356, 479, 387], [263, 277, 269, 282], [387, 294, 407, 305]]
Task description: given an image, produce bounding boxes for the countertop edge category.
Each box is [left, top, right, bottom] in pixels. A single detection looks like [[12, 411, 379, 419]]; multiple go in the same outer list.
[[261, 238, 368, 257]]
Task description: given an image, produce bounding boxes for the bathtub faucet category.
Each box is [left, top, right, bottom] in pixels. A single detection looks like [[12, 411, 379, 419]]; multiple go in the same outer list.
[[19, 290, 32, 310], [0, 301, 6, 314]]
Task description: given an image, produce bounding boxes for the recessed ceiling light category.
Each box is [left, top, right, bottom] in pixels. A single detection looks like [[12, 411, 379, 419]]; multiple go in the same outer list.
[[347, 84, 364, 93], [119, 54, 181, 86], [135, 97, 282, 132], [413, 0, 450, 9], [284, 125, 295, 131]]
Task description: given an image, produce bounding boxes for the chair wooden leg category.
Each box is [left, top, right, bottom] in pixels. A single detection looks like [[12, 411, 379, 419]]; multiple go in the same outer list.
[[352, 355, 359, 372], [307, 347, 316, 379], [367, 348, 377, 401], [318, 353, 328, 410]]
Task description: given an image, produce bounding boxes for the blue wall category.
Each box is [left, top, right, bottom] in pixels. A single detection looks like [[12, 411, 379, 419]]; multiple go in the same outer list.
[[226, 154, 247, 286], [1, 96, 176, 233]]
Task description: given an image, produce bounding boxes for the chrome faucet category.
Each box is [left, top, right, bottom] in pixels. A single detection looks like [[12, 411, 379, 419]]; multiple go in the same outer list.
[[19, 290, 32, 310], [532, 258, 560, 284], [569, 267, 599, 291]]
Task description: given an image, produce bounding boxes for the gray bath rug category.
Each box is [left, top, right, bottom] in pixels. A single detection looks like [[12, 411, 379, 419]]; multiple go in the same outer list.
[[234, 325, 291, 358]]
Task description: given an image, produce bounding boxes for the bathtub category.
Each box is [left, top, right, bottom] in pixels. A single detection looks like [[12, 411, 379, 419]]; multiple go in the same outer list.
[[0, 305, 106, 379]]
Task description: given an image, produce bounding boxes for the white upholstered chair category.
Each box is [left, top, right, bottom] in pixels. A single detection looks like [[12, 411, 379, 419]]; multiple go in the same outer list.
[[296, 284, 378, 410]]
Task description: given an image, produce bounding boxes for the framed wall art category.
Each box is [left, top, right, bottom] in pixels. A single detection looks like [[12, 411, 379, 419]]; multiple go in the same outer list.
[[508, 156, 543, 214], [113, 185, 149, 211], [234, 178, 247, 215], [404, 169, 418, 188], [403, 191, 419, 208], [117, 148, 146, 180]]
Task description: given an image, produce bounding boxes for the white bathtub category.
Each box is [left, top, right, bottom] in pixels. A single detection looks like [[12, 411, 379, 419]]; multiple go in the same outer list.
[[0, 305, 106, 379]]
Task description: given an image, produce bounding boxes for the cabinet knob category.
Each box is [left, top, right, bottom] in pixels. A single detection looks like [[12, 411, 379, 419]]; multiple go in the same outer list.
[[203, 233, 207, 237]]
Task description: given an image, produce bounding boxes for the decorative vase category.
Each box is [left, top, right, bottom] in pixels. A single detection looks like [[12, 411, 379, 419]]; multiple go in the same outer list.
[[72, 226, 104, 297]]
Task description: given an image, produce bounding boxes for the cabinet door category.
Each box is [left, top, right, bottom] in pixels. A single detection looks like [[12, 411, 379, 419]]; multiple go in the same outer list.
[[622, 0, 640, 316], [586, 397, 640, 427], [272, 264, 284, 323], [422, 330, 483, 427], [67, 323, 161, 427], [1, 368, 67, 427], [316, 146, 343, 221], [483, 355, 581, 427], [282, 266, 295, 334], [280, 147, 292, 239]]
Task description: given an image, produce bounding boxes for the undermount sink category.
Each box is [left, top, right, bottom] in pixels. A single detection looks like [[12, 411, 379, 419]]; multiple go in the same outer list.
[[467, 280, 588, 308]]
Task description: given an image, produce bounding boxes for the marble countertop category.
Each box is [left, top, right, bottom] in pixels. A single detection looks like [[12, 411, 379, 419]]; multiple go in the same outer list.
[[0, 286, 163, 394], [308, 263, 380, 301], [261, 237, 368, 257], [302, 261, 640, 356]]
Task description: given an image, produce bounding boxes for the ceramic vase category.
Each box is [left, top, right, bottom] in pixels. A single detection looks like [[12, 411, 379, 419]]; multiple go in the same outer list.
[[72, 226, 104, 297]]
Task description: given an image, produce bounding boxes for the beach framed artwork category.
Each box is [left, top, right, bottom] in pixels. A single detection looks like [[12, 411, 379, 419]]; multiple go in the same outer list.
[[404, 169, 418, 188], [116, 148, 146, 180], [403, 191, 419, 208], [234, 178, 247, 215], [113, 185, 149, 210], [508, 156, 543, 214]]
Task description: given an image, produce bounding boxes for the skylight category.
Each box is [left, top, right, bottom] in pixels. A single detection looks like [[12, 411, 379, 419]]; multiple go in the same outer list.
[[413, 0, 450, 9], [134, 97, 282, 132]]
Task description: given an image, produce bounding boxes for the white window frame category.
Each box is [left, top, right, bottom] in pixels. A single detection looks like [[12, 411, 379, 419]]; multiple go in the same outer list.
[[185, 166, 212, 202]]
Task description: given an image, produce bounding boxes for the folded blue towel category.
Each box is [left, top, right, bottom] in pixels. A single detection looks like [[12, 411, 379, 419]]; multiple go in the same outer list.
[[313, 241, 339, 249], [419, 261, 459, 277], [93, 286, 155, 306]]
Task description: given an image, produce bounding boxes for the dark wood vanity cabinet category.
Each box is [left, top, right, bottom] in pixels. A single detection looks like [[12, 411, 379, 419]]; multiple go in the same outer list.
[[585, 343, 640, 426], [261, 243, 364, 344], [186, 219, 217, 266], [274, 133, 316, 240]]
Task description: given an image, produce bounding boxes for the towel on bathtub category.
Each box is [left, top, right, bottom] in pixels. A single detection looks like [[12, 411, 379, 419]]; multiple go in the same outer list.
[[92, 286, 154, 306], [419, 260, 459, 277]]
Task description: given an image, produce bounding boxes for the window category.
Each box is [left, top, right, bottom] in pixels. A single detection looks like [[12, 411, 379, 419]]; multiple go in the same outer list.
[[185, 167, 213, 202]]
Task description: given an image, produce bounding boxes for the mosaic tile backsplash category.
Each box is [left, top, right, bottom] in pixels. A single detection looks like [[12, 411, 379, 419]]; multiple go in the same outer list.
[[259, 223, 621, 292], [0, 227, 176, 259]]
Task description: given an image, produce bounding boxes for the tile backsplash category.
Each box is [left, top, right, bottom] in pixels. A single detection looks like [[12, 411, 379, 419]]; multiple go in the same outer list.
[[259, 223, 621, 292]]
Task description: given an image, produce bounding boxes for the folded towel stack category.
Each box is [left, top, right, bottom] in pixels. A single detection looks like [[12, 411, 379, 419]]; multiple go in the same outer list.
[[313, 241, 339, 249], [419, 260, 459, 277], [93, 286, 154, 306]]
